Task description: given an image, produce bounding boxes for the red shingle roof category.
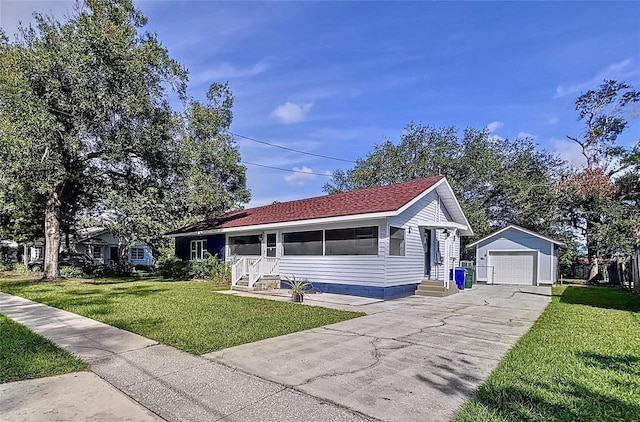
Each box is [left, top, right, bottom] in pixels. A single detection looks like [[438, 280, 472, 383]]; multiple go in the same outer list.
[[168, 176, 444, 235]]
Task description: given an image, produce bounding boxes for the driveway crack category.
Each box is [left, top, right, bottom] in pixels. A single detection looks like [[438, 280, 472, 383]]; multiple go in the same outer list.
[[297, 336, 383, 386]]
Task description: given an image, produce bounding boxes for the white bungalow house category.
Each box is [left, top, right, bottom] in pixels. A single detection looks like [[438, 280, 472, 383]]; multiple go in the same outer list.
[[166, 176, 473, 299]]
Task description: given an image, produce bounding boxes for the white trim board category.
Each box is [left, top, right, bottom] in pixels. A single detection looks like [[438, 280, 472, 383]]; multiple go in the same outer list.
[[466, 224, 566, 249]]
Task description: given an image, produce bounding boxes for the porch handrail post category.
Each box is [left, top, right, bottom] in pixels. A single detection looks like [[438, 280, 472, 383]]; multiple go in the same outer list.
[[249, 257, 263, 288], [231, 257, 244, 286]]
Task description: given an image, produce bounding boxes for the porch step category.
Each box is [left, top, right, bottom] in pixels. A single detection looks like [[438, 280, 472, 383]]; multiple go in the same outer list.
[[231, 285, 254, 292], [232, 276, 281, 292], [415, 280, 458, 297]]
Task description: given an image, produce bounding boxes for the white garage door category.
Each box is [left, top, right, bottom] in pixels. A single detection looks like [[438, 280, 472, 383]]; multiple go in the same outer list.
[[489, 251, 536, 285]]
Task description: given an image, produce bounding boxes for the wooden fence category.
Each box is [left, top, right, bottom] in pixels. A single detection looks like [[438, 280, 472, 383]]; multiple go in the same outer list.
[[632, 249, 640, 295], [609, 249, 640, 294]]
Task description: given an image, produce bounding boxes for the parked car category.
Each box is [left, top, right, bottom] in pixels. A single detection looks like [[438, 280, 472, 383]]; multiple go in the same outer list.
[[28, 252, 94, 272]]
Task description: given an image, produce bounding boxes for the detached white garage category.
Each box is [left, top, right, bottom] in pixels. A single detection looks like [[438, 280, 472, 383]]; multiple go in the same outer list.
[[466, 225, 566, 286]]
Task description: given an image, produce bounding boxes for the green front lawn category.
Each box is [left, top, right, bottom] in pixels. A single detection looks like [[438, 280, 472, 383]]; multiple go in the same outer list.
[[0, 314, 89, 383], [455, 286, 640, 422], [0, 277, 364, 355]]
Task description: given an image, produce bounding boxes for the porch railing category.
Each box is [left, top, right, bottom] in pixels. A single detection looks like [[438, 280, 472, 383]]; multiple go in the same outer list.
[[231, 256, 279, 287]]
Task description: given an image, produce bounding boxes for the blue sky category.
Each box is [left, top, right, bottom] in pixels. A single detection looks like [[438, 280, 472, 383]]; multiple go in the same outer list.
[[3, 1, 639, 207]]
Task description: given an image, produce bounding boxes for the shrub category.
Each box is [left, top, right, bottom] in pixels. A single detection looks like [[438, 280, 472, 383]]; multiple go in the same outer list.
[[60, 266, 85, 278], [190, 256, 231, 284], [157, 256, 231, 283], [13, 263, 29, 274], [93, 262, 134, 277], [0, 262, 15, 272], [158, 257, 190, 280]]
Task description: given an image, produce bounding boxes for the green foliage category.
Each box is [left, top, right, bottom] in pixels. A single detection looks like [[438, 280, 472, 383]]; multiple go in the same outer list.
[[92, 262, 133, 278], [561, 80, 640, 260], [0, 314, 88, 383], [60, 266, 85, 279], [455, 286, 640, 422], [157, 257, 189, 279], [189, 256, 232, 284], [13, 263, 29, 274], [0, 277, 364, 355], [325, 123, 564, 244], [158, 256, 231, 283], [283, 275, 312, 294], [0, 0, 249, 277]]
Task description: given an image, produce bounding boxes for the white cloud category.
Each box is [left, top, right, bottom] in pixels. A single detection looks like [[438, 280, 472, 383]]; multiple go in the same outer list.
[[517, 131, 536, 140], [190, 59, 270, 85], [547, 116, 559, 125], [555, 58, 638, 98], [284, 166, 317, 186], [270, 102, 313, 124], [550, 138, 587, 168], [486, 121, 504, 133]]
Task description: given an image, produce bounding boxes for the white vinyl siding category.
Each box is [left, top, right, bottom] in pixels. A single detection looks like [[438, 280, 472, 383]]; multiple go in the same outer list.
[[279, 219, 386, 287], [386, 190, 460, 286], [473, 228, 555, 285]]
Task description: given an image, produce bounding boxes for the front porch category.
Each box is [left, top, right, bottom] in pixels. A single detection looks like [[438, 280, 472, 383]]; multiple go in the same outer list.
[[231, 256, 281, 291]]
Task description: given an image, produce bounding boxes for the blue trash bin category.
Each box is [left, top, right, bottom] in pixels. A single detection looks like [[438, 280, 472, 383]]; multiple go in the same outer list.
[[455, 267, 467, 290]]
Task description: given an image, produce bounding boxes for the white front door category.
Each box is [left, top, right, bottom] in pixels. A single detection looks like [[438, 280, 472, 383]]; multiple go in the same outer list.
[[265, 233, 277, 257]]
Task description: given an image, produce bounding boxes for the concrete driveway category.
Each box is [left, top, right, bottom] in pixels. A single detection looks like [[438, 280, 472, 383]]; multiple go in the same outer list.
[[206, 284, 551, 422]]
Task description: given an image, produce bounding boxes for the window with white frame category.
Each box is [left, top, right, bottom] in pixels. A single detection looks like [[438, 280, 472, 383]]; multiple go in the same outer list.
[[228, 235, 261, 255], [92, 246, 102, 259], [389, 227, 405, 256], [190, 240, 209, 260], [130, 247, 145, 260], [283, 230, 323, 256], [325, 226, 378, 255]]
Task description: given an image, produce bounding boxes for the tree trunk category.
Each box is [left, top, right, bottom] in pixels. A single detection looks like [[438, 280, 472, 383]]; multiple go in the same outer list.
[[43, 190, 61, 279], [585, 219, 600, 283]]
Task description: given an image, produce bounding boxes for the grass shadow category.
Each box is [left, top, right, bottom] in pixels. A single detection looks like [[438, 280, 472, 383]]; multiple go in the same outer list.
[[579, 352, 640, 376], [559, 286, 640, 312], [463, 377, 640, 422]]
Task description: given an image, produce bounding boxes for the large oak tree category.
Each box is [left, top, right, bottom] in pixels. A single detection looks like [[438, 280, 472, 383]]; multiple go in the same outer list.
[[560, 80, 639, 281], [324, 123, 565, 251], [0, 0, 248, 278]]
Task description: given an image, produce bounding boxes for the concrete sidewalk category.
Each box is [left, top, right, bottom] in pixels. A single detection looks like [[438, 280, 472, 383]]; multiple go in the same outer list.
[[0, 292, 374, 422], [0, 372, 163, 422]]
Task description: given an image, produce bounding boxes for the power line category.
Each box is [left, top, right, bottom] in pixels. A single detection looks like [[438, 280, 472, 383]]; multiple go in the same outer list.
[[241, 161, 334, 177], [229, 131, 357, 163]]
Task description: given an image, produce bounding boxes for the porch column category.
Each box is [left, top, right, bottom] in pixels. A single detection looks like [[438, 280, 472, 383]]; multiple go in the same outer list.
[[443, 231, 451, 289]]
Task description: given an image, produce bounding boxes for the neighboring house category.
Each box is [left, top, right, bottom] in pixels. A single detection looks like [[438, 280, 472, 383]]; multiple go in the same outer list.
[[166, 176, 473, 299], [466, 225, 566, 286], [73, 227, 154, 267], [0, 240, 19, 263]]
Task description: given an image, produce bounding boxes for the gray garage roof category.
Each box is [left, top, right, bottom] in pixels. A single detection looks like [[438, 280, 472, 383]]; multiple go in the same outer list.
[[466, 224, 567, 249]]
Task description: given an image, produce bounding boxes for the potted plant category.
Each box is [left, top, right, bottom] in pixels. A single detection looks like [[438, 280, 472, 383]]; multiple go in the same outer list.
[[283, 275, 311, 303]]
